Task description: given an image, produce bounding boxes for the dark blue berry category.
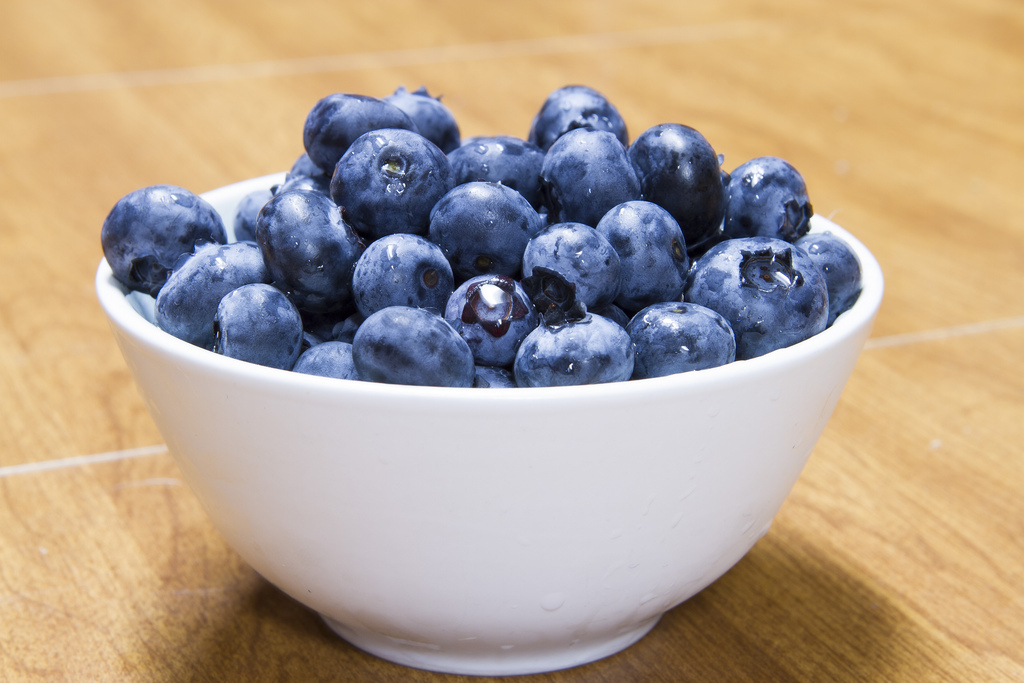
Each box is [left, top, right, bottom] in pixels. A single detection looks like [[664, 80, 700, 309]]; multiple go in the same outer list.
[[293, 341, 361, 380], [527, 85, 629, 152], [330, 128, 454, 241], [473, 365, 517, 388], [513, 313, 634, 387], [352, 306, 475, 387], [448, 136, 546, 209], [522, 222, 621, 310], [628, 123, 725, 256], [385, 85, 461, 153], [302, 93, 417, 172], [233, 187, 273, 242], [685, 236, 828, 360], [287, 152, 328, 181], [444, 274, 538, 367], [352, 233, 454, 317], [795, 231, 862, 326], [428, 181, 543, 281], [539, 128, 640, 226], [722, 156, 813, 243], [101, 184, 226, 296], [626, 302, 736, 379], [214, 283, 304, 370], [255, 189, 364, 315], [595, 200, 690, 314], [155, 241, 269, 349], [274, 172, 332, 198]]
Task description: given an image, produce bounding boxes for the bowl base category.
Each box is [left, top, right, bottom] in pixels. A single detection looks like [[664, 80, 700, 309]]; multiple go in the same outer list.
[[319, 613, 662, 676]]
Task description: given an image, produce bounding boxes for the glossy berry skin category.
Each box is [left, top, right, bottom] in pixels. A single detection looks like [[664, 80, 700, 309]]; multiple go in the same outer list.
[[447, 136, 546, 209], [274, 172, 332, 198], [626, 302, 736, 379], [595, 201, 690, 314], [330, 128, 455, 241], [513, 313, 634, 387], [721, 156, 813, 243], [527, 85, 629, 152], [539, 128, 641, 227], [428, 181, 544, 281], [255, 189, 364, 315], [214, 283, 304, 370], [352, 306, 475, 387], [522, 222, 621, 310], [287, 152, 328, 181], [155, 241, 269, 350], [101, 184, 226, 296], [233, 187, 273, 242], [628, 123, 726, 256], [444, 274, 539, 368], [795, 231, 862, 326], [590, 303, 630, 328], [473, 365, 517, 388], [303, 93, 417, 173], [685, 236, 828, 360], [352, 233, 454, 317], [293, 341, 361, 380], [385, 85, 461, 153]]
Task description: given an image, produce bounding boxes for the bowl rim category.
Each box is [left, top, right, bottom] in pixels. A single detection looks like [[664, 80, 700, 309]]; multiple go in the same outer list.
[[95, 175, 885, 405]]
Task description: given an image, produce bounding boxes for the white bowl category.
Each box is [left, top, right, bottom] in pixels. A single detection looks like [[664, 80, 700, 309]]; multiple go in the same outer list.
[[96, 173, 883, 676]]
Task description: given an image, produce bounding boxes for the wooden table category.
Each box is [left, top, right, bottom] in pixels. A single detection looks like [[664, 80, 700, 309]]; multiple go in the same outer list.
[[1, 1, 1021, 680]]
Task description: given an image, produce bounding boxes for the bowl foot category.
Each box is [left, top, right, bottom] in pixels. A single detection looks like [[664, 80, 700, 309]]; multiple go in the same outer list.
[[319, 613, 662, 676]]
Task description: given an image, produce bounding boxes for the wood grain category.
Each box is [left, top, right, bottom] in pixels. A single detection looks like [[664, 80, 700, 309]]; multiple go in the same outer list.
[[1, 0, 1022, 680]]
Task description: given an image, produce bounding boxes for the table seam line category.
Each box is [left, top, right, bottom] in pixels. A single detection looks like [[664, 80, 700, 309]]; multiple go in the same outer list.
[[0, 20, 781, 99]]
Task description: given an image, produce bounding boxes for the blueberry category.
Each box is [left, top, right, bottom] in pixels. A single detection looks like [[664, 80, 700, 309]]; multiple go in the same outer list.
[[520, 266, 587, 326], [595, 200, 690, 314], [101, 184, 227, 296], [539, 128, 640, 226], [287, 152, 329, 181], [255, 189, 364, 315], [513, 313, 634, 387], [473, 365, 517, 388], [447, 135, 546, 209], [274, 172, 332, 198], [352, 306, 475, 387], [527, 85, 629, 152], [155, 241, 269, 349], [330, 128, 455, 241], [385, 85, 461, 153], [590, 303, 630, 328], [428, 181, 544, 281], [685, 236, 828, 360], [626, 302, 736, 379], [352, 233, 454, 317], [522, 222, 621, 310], [795, 231, 862, 326], [331, 311, 364, 343], [722, 156, 813, 243], [628, 123, 725, 256], [293, 341, 361, 380], [444, 274, 538, 367], [302, 93, 418, 172], [233, 187, 273, 242], [214, 283, 304, 370]]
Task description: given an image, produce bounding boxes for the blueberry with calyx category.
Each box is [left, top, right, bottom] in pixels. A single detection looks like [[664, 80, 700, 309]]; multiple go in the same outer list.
[[445, 274, 538, 368], [521, 267, 587, 326]]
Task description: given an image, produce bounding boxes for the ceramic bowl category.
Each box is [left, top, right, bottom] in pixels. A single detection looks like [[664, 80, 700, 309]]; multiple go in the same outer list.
[[95, 173, 883, 676]]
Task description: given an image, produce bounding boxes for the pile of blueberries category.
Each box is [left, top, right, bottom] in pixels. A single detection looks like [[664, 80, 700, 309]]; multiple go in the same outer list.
[[101, 85, 862, 388]]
